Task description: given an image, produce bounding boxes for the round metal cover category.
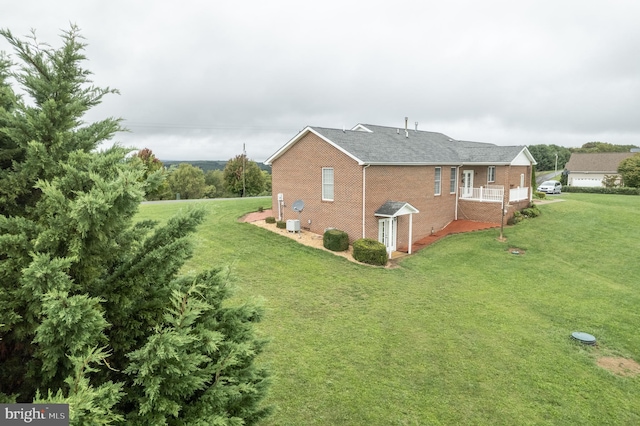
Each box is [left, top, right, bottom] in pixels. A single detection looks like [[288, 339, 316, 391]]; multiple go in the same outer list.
[[571, 332, 596, 345], [292, 199, 304, 212]]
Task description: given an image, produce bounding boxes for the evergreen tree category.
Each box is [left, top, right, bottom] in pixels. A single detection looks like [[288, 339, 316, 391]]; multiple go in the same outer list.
[[0, 26, 270, 425]]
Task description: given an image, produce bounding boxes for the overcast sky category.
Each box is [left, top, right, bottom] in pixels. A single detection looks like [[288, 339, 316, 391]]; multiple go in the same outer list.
[[3, 1, 640, 161]]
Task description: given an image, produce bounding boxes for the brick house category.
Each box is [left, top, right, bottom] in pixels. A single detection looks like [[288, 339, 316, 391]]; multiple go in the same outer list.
[[264, 123, 537, 255]]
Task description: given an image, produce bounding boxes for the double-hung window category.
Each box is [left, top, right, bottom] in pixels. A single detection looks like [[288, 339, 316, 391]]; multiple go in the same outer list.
[[434, 167, 442, 196], [488, 166, 496, 183], [450, 167, 457, 193], [322, 167, 334, 201]]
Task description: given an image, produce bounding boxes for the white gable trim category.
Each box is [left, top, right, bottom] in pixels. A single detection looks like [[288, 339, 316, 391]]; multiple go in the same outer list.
[[264, 126, 364, 165], [514, 147, 537, 166], [374, 202, 420, 218], [351, 124, 373, 132]]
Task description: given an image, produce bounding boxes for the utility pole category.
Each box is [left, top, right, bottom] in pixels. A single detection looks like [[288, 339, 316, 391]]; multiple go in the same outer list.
[[555, 153, 558, 176], [242, 143, 246, 197]]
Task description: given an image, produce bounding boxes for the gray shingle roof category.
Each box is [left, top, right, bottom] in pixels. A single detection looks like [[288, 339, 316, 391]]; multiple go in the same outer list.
[[564, 152, 636, 173], [374, 201, 415, 216], [310, 124, 527, 164]]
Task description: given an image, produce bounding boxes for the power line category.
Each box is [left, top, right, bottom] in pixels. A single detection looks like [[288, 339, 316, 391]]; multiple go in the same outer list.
[[123, 121, 297, 132]]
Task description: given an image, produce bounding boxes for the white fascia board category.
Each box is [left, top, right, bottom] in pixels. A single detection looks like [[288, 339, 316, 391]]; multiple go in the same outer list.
[[364, 162, 462, 166], [264, 126, 364, 165], [308, 128, 364, 164], [459, 162, 511, 166], [264, 127, 312, 165]]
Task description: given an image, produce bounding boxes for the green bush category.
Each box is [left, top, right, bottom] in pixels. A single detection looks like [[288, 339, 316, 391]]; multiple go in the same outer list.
[[276, 220, 286, 229], [508, 211, 524, 225], [563, 186, 640, 195], [521, 204, 541, 218], [353, 238, 388, 266], [533, 191, 546, 199], [265, 216, 276, 224], [323, 229, 349, 252]]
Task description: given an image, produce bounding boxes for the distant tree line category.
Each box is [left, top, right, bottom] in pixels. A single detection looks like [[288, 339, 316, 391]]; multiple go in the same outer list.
[[528, 141, 639, 172], [135, 149, 271, 200], [162, 160, 272, 173]]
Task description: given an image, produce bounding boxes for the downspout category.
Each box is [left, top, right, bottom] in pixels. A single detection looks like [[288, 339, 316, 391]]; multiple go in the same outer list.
[[362, 164, 370, 238], [455, 165, 461, 220]]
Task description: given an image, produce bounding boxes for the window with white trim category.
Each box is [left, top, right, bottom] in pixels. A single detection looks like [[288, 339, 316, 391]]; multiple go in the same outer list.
[[450, 167, 457, 193], [322, 167, 334, 201], [488, 166, 496, 183], [434, 167, 441, 195]]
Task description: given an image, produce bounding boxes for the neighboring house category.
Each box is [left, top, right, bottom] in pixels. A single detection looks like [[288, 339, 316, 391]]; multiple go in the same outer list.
[[264, 123, 536, 255], [564, 152, 635, 187]]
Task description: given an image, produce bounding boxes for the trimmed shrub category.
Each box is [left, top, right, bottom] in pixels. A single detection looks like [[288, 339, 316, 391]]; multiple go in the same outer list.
[[265, 216, 276, 224], [276, 220, 286, 229], [258, 206, 264, 212], [323, 229, 349, 252], [533, 191, 546, 199], [562, 186, 640, 195], [353, 238, 388, 266]]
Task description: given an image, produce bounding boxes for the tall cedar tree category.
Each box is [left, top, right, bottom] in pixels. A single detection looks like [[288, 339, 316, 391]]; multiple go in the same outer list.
[[0, 27, 270, 425]]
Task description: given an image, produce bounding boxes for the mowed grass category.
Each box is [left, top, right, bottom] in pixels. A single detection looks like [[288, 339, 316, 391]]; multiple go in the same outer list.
[[136, 194, 640, 425]]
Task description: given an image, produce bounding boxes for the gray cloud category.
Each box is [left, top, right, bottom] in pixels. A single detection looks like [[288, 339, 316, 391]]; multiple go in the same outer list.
[[3, 0, 640, 161]]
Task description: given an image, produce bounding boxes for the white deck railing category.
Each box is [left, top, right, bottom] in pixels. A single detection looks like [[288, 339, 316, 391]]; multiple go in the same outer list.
[[460, 185, 504, 203], [509, 186, 529, 202]]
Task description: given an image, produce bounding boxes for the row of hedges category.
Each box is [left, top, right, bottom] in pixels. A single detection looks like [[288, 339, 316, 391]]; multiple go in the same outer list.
[[562, 186, 640, 195], [323, 230, 388, 266]]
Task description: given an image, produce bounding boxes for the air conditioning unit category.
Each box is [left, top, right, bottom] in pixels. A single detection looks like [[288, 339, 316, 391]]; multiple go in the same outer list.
[[286, 219, 300, 232]]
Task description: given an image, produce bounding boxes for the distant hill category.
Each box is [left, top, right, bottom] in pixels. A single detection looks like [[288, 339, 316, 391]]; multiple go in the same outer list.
[[161, 160, 271, 173]]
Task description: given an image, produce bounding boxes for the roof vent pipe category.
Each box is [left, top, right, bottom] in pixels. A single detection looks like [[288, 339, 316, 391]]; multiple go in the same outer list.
[[405, 117, 408, 132], [415, 122, 418, 132]]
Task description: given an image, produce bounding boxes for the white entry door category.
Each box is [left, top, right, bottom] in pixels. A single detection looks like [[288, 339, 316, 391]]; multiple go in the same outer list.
[[378, 218, 397, 254], [462, 170, 474, 197]]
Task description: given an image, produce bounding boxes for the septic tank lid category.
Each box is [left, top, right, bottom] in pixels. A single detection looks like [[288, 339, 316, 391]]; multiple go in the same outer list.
[[571, 331, 596, 345]]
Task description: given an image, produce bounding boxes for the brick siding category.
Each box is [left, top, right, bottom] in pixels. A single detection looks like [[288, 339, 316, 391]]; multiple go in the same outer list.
[[271, 133, 533, 248]]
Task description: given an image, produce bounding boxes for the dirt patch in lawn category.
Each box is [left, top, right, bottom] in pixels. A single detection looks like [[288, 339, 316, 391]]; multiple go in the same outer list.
[[597, 357, 640, 377]]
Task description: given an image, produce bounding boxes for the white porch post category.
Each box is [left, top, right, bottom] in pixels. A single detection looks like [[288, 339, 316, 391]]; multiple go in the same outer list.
[[408, 213, 413, 254]]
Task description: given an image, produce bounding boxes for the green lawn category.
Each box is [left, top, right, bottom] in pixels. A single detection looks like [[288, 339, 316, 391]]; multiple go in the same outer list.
[[137, 194, 640, 425]]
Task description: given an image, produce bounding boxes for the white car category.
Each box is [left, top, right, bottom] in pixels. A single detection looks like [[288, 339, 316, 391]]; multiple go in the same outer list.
[[537, 180, 562, 194]]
